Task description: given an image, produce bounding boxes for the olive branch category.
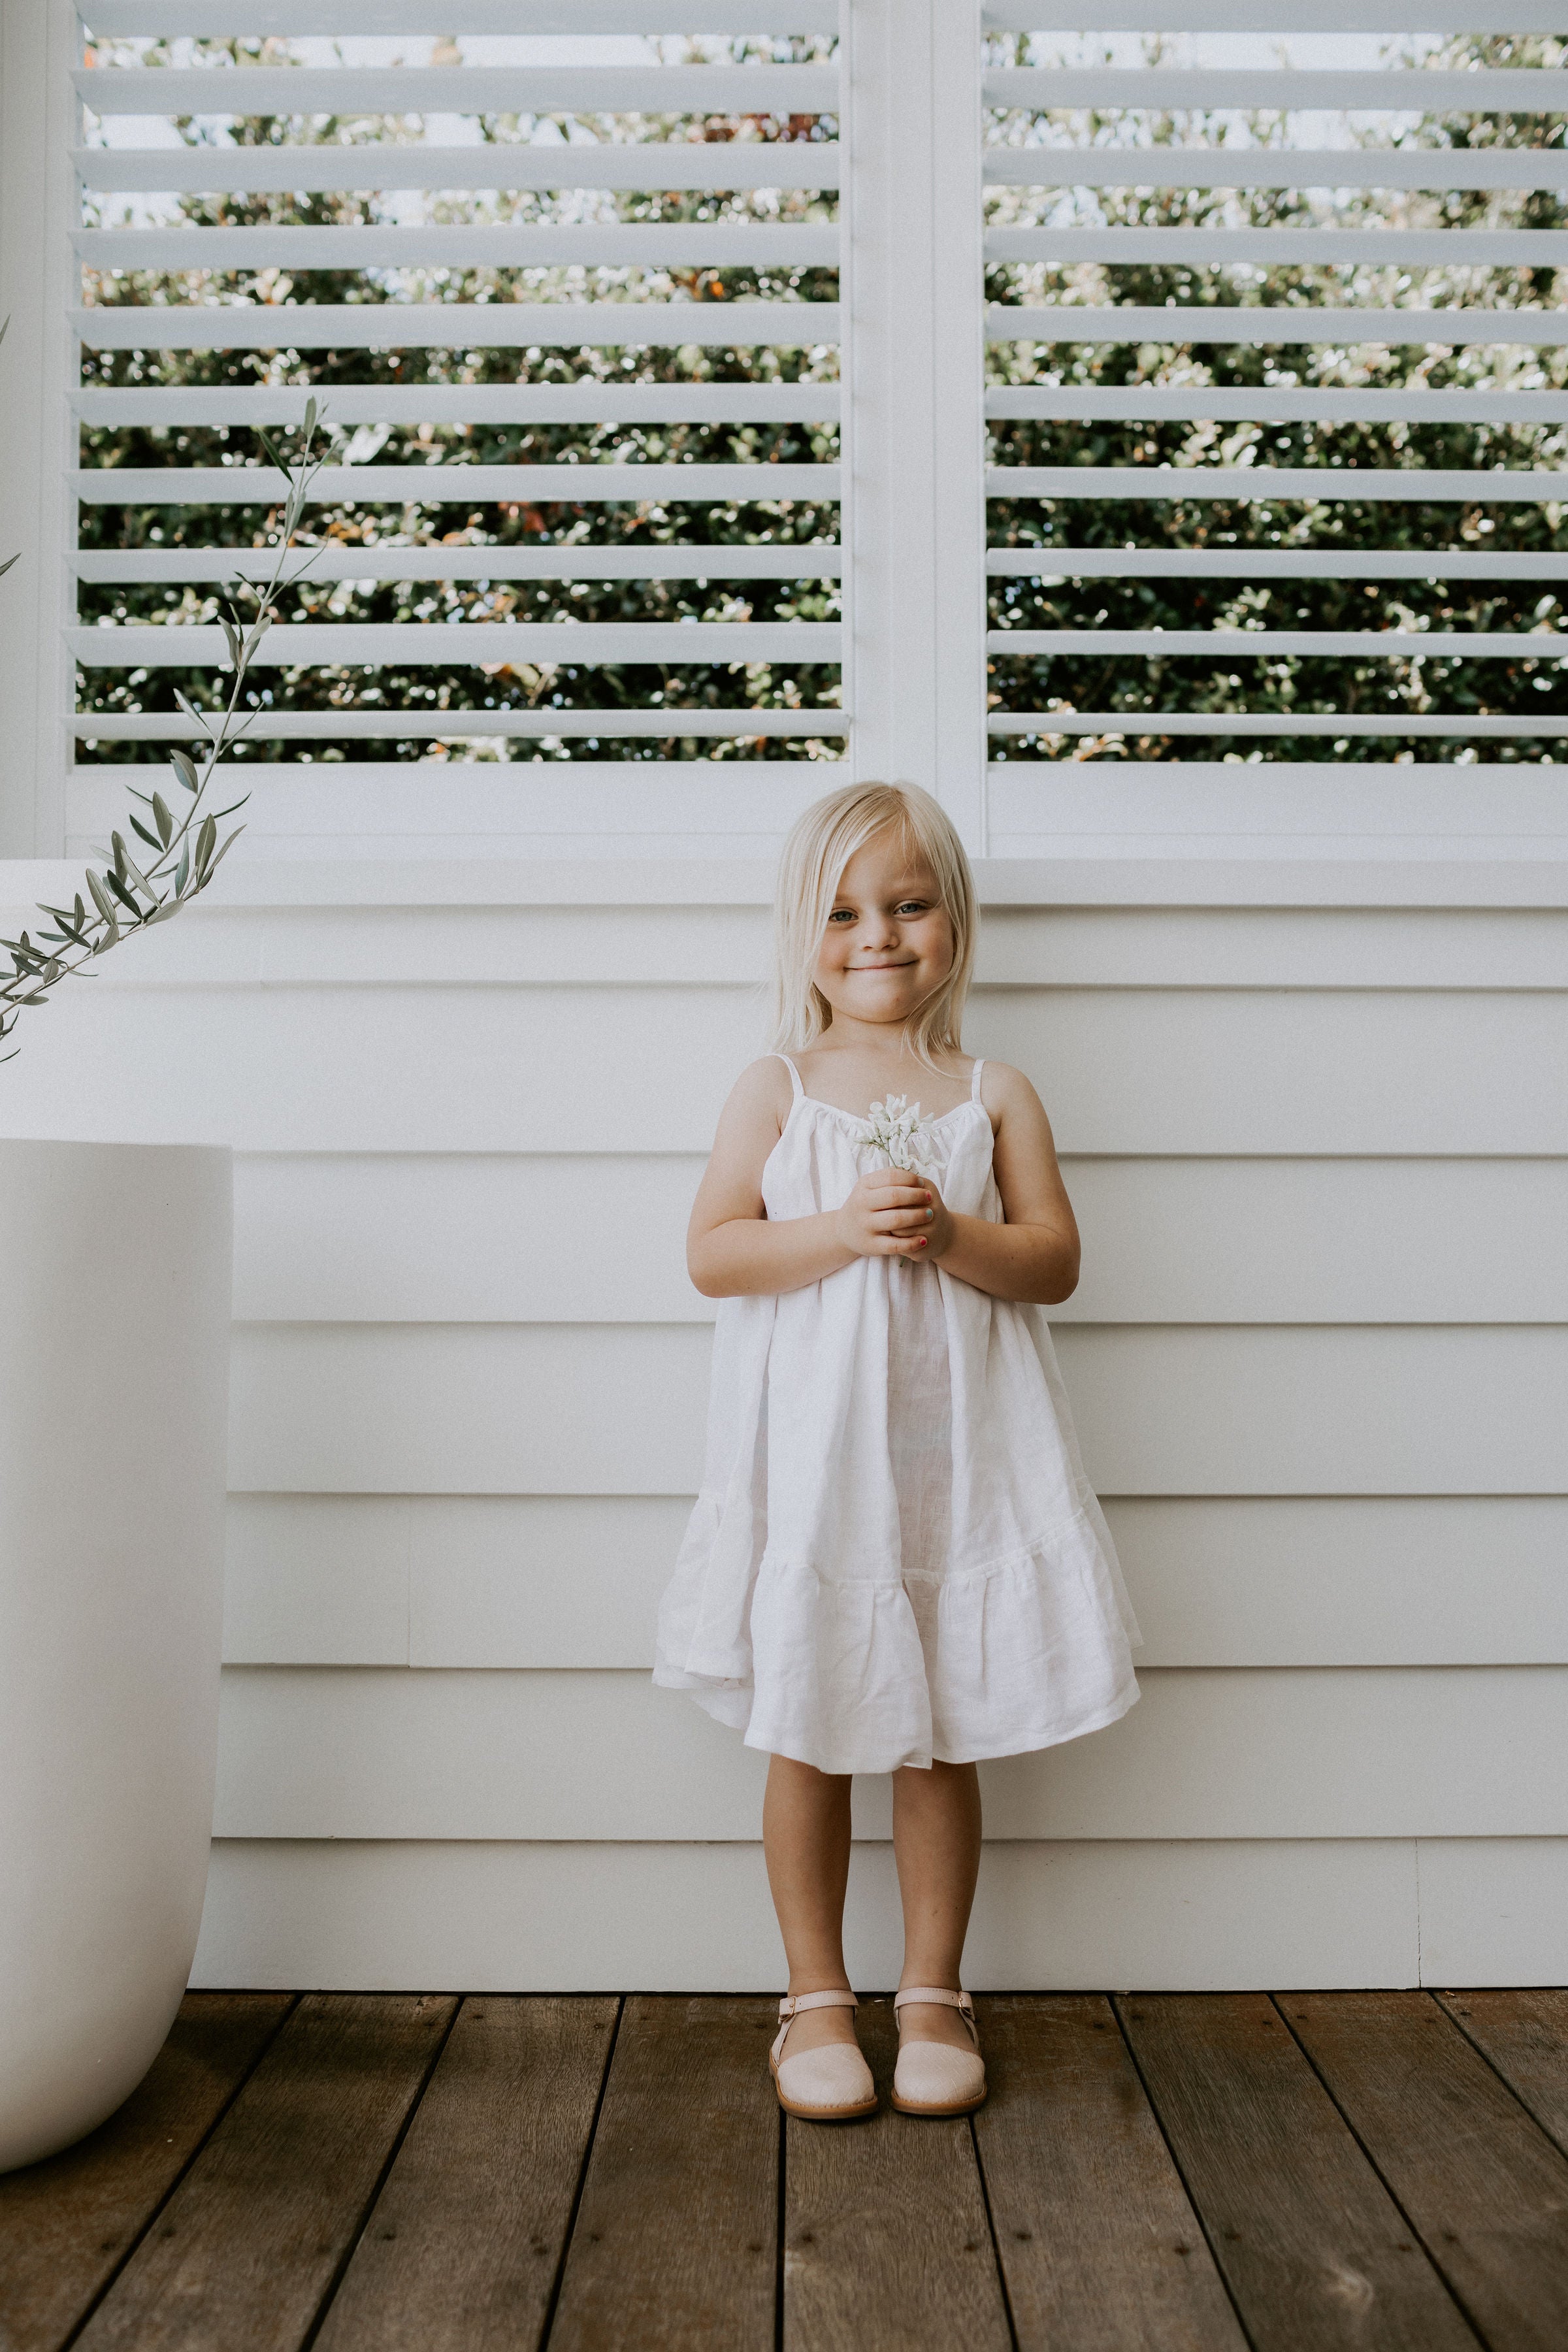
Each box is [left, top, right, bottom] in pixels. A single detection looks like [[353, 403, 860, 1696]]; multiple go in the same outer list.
[[1, 397, 328, 1063]]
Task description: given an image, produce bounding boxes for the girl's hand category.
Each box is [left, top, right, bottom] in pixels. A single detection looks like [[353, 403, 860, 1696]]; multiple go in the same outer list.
[[832, 1169, 941, 1259], [920, 1178, 957, 1262]]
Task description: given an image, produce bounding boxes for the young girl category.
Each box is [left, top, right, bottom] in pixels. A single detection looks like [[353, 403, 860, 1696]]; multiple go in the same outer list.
[[654, 781, 1139, 2121]]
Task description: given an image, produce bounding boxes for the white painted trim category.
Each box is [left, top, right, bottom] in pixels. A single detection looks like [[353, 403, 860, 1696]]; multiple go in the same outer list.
[[985, 147, 1568, 189], [75, 63, 840, 114], [11, 854, 1568, 907], [0, 0, 77, 857], [74, 143, 845, 193], [842, 0, 988, 847], [71, 621, 842, 666], [73, 304, 842, 351], [990, 630, 1568, 659], [75, 385, 844, 429], [987, 227, 1568, 265], [77, 548, 843, 585], [987, 3, 1568, 26], [74, 464, 840, 505], [985, 67, 1568, 108], [991, 464, 1568, 497], [87, 3, 841, 31], [987, 548, 1568, 577], [988, 389, 1568, 426], [76, 224, 840, 269]]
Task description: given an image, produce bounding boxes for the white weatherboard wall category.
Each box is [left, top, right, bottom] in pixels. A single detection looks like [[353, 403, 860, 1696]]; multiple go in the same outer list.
[[5, 0, 1568, 1991], [1, 859, 1564, 1991]]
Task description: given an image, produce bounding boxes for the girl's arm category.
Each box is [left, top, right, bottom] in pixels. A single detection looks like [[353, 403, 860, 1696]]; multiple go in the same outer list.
[[687, 1058, 938, 1299], [925, 1063, 1081, 1305]]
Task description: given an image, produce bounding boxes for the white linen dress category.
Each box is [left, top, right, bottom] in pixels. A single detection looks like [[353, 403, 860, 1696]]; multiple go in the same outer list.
[[653, 1054, 1141, 1774]]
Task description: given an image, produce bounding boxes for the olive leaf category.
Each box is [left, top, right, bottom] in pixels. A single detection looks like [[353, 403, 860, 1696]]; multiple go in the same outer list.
[[1, 400, 329, 1065]]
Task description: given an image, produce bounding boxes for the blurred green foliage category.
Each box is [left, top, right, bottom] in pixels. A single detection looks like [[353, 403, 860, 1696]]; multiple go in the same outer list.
[[76, 33, 842, 764], [986, 28, 1568, 759], [76, 29, 1568, 766]]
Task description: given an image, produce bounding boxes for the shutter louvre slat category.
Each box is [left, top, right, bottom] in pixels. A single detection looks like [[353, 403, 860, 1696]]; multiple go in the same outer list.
[[74, 464, 840, 502], [74, 65, 840, 112], [73, 303, 841, 350], [73, 143, 844, 193]]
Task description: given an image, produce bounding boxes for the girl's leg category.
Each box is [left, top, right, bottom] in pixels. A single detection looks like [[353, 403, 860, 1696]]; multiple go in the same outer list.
[[890, 1759, 983, 2050], [762, 1753, 859, 2053]]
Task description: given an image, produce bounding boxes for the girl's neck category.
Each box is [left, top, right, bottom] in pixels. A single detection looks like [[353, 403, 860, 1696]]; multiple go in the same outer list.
[[796, 1032, 970, 1114]]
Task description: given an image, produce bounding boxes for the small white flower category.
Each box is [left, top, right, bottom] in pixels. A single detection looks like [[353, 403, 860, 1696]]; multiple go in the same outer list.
[[857, 1093, 939, 1177]]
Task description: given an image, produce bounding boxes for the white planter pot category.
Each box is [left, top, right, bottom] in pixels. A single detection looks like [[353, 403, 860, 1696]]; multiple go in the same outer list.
[[0, 1140, 231, 2172]]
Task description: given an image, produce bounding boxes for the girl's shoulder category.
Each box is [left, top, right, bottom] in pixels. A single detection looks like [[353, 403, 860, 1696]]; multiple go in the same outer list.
[[728, 1053, 796, 1108], [973, 1057, 1039, 1108], [974, 1058, 1051, 1131], [717, 1054, 797, 1139]]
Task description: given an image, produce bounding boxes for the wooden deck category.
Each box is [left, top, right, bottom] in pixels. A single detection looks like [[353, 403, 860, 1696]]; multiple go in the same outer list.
[[3, 1991, 1567, 2351]]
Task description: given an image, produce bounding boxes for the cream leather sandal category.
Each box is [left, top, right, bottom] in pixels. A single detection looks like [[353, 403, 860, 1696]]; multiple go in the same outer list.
[[770, 1989, 878, 2121], [891, 1987, 987, 2115]]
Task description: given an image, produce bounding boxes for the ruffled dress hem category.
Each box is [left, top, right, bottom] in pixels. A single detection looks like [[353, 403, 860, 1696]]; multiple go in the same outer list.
[[658, 1665, 1140, 1776], [653, 1496, 1142, 1777]]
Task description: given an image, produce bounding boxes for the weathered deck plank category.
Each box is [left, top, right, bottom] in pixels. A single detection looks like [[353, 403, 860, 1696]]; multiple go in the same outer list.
[[1284, 1989, 1568, 2352], [783, 1995, 1012, 2352], [0, 1993, 291, 2352], [312, 1995, 616, 2352], [72, 1993, 457, 2352], [547, 1995, 777, 2352], [1117, 1992, 1476, 2352], [975, 1993, 1246, 2352], [1435, 1990, 1568, 2159]]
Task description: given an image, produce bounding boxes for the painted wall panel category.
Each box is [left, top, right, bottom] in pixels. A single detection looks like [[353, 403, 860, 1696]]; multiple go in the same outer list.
[[227, 1322, 1568, 1496], [1416, 1840, 1568, 1987], [212, 1664, 1568, 1842], [3, 981, 1565, 1154], [191, 1835, 1424, 1993], [232, 1152, 1568, 1325], [223, 1492, 1568, 1670], [36, 898, 1567, 992]]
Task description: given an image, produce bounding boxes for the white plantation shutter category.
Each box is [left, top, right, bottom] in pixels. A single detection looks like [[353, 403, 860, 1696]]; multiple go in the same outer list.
[[3, 0, 1568, 855], [2, 1, 848, 856], [983, 4, 1568, 851]]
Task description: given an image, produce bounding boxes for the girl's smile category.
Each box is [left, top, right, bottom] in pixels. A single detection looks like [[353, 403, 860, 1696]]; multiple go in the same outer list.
[[812, 831, 956, 1033]]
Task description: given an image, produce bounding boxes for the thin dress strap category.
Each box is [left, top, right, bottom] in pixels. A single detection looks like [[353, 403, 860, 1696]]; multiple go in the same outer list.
[[970, 1057, 985, 1102], [775, 1053, 804, 1100]]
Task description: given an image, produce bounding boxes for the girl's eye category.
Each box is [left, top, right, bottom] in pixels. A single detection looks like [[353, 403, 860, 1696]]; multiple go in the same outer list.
[[896, 901, 930, 915], [828, 908, 855, 923]]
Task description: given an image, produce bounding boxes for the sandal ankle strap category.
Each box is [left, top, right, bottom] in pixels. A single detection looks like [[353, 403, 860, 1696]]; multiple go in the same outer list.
[[894, 1987, 979, 2046], [779, 1989, 858, 2019], [772, 1987, 858, 2065]]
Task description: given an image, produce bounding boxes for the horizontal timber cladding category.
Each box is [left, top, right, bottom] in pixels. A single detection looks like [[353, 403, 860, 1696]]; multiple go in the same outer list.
[[191, 1837, 1430, 1993], [226, 1322, 1568, 1495], [230, 1153, 1568, 1323], [222, 1494, 1568, 1671], [212, 1664, 1568, 1841], [1, 983, 1565, 1151], [16, 896, 1568, 988]]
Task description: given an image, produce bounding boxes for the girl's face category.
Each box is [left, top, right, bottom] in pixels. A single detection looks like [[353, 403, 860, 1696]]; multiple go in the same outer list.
[[812, 828, 956, 1034]]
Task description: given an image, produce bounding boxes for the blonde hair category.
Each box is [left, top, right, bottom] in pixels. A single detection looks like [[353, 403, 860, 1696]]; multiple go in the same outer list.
[[772, 781, 977, 1064]]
